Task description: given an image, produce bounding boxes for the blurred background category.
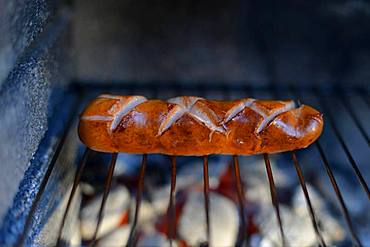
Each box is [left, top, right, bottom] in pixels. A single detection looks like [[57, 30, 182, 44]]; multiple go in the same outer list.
[[0, 0, 369, 246], [73, 0, 370, 85]]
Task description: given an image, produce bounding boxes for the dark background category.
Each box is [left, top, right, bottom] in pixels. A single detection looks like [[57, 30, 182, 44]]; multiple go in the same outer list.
[[73, 0, 370, 86]]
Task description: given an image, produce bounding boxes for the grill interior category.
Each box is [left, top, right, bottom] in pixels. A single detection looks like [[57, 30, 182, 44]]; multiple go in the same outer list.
[[16, 82, 370, 246]]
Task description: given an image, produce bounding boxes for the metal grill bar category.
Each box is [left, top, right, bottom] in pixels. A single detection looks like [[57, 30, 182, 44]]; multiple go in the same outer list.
[[127, 154, 147, 247], [167, 156, 177, 245], [224, 84, 249, 246], [357, 88, 370, 109], [15, 83, 370, 246], [316, 142, 362, 246], [291, 152, 327, 247], [271, 83, 329, 246], [91, 153, 117, 246], [336, 92, 370, 145], [15, 94, 80, 247], [250, 87, 288, 246], [254, 86, 290, 246], [232, 155, 247, 246], [289, 86, 363, 246], [56, 148, 91, 247], [263, 153, 286, 246], [312, 89, 370, 198], [16, 155, 58, 247], [203, 155, 211, 246]]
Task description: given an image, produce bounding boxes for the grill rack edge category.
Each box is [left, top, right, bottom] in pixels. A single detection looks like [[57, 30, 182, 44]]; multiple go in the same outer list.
[[16, 83, 370, 247]]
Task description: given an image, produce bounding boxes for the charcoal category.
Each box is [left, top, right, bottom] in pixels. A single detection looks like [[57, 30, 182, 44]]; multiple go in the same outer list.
[[80, 182, 96, 197], [178, 191, 239, 246], [97, 225, 131, 247], [129, 199, 156, 227], [80, 185, 130, 240], [176, 158, 229, 189], [152, 158, 228, 214], [69, 223, 82, 247], [137, 231, 175, 247], [256, 205, 316, 246], [292, 183, 325, 215], [292, 184, 345, 244], [256, 183, 345, 247], [238, 156, 292, 204], [239, 156, 293, 189]]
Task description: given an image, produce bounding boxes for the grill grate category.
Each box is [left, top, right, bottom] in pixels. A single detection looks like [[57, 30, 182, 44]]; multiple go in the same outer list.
[[16, 83, 369, 247]]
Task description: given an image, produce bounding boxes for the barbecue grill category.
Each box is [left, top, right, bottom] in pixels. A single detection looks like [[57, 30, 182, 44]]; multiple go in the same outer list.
[[3, 82, 368, 246], [0, 0, 370, 246]]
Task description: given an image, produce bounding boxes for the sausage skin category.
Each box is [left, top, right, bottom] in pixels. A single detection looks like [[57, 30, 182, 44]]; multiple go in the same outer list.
[[78, 95, 323, 156]]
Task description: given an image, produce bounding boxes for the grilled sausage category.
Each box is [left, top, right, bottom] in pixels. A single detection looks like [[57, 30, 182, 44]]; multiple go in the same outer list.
[[78, 95, 323, 155]]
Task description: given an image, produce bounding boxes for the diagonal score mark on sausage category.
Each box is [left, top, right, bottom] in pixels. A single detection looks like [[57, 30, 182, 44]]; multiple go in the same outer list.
[[158, 96, 226, 137], [272, 106, 322, 138], [157, 96, 201, 136], [251, 101, 296, 133], [78, 95, 323, 155], [82, 95, 296, 137], [222, 98, 255, 124], [222, 99, 296, 134], [81, 95, 148, 132]]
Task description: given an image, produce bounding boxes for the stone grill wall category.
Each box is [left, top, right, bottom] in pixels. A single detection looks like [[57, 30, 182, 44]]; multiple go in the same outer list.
[[0, 0, 71, 233]]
